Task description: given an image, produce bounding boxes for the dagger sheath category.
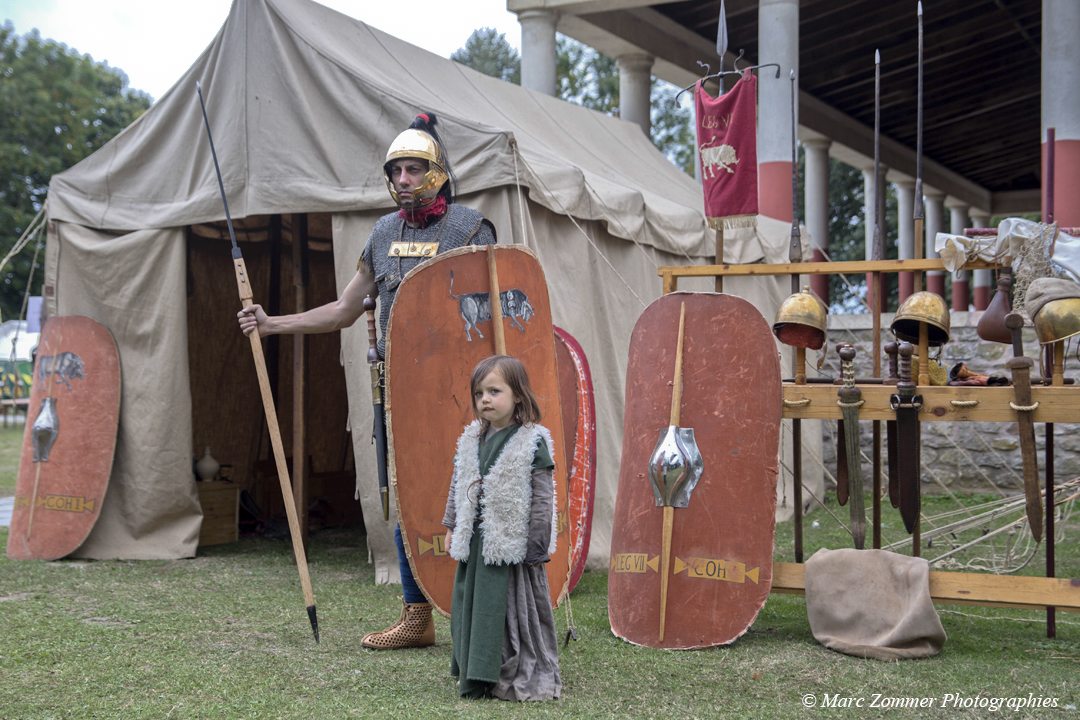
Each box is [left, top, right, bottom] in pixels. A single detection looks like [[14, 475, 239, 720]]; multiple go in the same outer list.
[[891, 343, 922, 536], [837, 345, 865, 549], [835, 419, 849, 506], [1006, 313, 1043, 541], [364, 299, 391, 521]]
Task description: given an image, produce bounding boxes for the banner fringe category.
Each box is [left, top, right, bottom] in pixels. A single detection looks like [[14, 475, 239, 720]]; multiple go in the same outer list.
[[708, 215, 757, 231]]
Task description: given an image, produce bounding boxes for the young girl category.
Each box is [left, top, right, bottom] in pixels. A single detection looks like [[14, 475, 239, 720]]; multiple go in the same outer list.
[[442, 355, 562, 701]]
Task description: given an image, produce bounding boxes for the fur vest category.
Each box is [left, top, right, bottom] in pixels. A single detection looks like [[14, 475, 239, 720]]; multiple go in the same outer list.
[[449, 421, 558, 565]]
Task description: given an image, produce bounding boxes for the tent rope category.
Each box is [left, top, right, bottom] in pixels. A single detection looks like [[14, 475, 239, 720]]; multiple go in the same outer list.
[[509, 140, 529, 245], [515, 152, 648, 308]]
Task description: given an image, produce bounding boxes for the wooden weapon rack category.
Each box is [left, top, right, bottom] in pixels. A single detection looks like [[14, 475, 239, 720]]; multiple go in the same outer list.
[[659, 257, 1080, 635]]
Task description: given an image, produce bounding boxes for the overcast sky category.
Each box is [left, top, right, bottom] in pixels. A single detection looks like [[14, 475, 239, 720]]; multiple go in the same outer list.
[[0, 0, 522, 102]]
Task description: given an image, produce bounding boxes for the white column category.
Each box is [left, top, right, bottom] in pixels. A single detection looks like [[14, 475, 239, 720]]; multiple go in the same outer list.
[[758, 0, 799, 221], [896, 180, 916, 303], [947, 200, 970, 236], [518, 10, 558, 96], [804, 139, 831, 257], [946, 199, 971, 311], [971, 202, 993, 308], [863, 165, 889, 261], [925, 191, 945, 260], [895, 181, 915, 261], [804, 139, 831, 301], [1043, 0, 1080, 226], [925, 190, 946, 297], [617, 53, 653, 136]]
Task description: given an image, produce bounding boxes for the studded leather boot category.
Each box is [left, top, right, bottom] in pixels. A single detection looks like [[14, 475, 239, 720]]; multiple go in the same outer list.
[[361, 598, 435, 650]]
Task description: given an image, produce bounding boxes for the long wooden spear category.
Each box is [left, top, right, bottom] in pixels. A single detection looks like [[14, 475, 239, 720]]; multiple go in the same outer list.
[[195, 81, 319, 643], [913, 2, 924, 297], [788, 69, 804, 563]]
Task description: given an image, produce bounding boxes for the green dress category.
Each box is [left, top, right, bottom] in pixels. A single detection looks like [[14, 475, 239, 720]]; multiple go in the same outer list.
[[448, 424, 560, 701]]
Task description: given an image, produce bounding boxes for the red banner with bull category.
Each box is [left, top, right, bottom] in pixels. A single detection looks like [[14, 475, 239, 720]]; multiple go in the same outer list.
[[695, 72, 758, 230]]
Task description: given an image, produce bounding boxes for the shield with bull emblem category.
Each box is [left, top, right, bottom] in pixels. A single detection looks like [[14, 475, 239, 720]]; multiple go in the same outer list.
[[384, 244, 570, 616], [7, 316, 121, 561]]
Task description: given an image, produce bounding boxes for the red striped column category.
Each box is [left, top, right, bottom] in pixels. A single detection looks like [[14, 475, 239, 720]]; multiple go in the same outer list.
[[1043, 0, 1080, 226]]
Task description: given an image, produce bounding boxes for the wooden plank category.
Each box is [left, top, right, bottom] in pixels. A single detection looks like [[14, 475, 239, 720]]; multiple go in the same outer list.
[[771, 561, 1080, 612], [658, 258, 998, 279], [782, 383, 1080, 423]]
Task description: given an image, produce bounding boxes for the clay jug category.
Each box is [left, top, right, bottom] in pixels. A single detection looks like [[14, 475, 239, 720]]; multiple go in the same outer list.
[[977, 266, 1013, 344]]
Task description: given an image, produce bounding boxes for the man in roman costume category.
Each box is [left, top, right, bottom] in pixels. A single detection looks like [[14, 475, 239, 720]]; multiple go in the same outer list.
[[238, 112, 496, 649]]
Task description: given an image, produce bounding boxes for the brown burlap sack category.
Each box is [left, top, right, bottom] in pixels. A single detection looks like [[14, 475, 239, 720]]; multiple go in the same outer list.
[[805, 548, 947, 660]]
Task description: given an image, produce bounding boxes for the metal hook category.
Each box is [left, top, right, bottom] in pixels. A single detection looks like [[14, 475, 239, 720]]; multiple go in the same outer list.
[[730, 49, 746, 72], [674, 51, 782, 103], [696, 61, 712, 77]]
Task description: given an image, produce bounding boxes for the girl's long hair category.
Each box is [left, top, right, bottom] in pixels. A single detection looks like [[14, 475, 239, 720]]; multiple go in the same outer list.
[[465, 355, 542, 506], [469, 355, 542, 434]]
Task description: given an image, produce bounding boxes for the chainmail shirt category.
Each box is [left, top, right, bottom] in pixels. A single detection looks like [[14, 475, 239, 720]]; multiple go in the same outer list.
[[361, 203, 496, 357]]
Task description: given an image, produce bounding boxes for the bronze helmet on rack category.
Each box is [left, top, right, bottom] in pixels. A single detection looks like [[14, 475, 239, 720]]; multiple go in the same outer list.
[[891, 291, 951, 346], [772, 287, 828, 350], [1026, 277, 1080, 345]]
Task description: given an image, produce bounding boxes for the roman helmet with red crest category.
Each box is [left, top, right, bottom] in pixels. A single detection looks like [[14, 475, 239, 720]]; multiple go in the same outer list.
[[383, 112, 456, 209]]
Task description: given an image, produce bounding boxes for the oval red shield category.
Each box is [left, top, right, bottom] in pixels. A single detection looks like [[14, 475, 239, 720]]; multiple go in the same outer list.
[[608, 292, 781, 648], [7, 316, 121, 561], [554, 326, 596, 593], [386, 245, 570, 617]]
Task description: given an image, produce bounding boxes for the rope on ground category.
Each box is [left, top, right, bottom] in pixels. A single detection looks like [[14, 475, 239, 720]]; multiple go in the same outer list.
[[938, 608, 1080, 627]]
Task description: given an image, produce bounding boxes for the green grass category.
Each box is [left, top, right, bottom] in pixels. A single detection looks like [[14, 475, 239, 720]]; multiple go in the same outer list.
[[2, 427, 1077, 718], [2, 514, 1078, 720], [0, 421, 25, 496]]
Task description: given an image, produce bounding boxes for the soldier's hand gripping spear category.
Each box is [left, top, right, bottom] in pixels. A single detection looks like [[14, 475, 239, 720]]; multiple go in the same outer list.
[[196, 81, 319, 643]]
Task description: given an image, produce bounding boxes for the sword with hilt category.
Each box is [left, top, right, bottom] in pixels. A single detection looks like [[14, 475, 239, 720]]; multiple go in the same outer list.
[[884, 341, 900, 510], [196, 81, 319, 643], [891, 342, 923, 543], [363, 298, 390, 522], [1005, 312, 1043, 541], [834, 344, 850, 510], [837, 344, 866, 548]]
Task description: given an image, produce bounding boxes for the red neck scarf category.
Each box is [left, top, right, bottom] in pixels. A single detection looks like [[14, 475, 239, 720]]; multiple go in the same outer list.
[[398, 195, 448, 227]]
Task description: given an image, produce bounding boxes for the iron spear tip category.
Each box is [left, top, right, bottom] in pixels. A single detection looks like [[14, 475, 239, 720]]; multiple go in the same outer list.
[[918, 1, 922, 15], [307, 605, 320, 643], [790, 69, 795, 79], [876, 49, 880, 63], [196, 80, 202, 93]]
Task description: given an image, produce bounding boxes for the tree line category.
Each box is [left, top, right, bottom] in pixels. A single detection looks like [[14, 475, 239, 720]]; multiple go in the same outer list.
[[0, 22, 890, 329], [0, 22, 151, 322]]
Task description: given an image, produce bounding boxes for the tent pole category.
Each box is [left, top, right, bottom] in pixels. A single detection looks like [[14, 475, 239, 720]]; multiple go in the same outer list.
[[291, 214, 309, 549]]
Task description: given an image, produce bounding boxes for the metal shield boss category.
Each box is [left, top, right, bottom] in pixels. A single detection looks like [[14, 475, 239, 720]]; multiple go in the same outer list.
[[648, 425, 704, 508]]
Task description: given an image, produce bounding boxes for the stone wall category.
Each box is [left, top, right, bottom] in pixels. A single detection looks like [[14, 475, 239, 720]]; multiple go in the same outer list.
[[817, 311, 1078, 496]]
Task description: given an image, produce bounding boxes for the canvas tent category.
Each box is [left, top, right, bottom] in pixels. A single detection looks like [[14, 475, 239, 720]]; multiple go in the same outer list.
[[44, 0, 820, 577]]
